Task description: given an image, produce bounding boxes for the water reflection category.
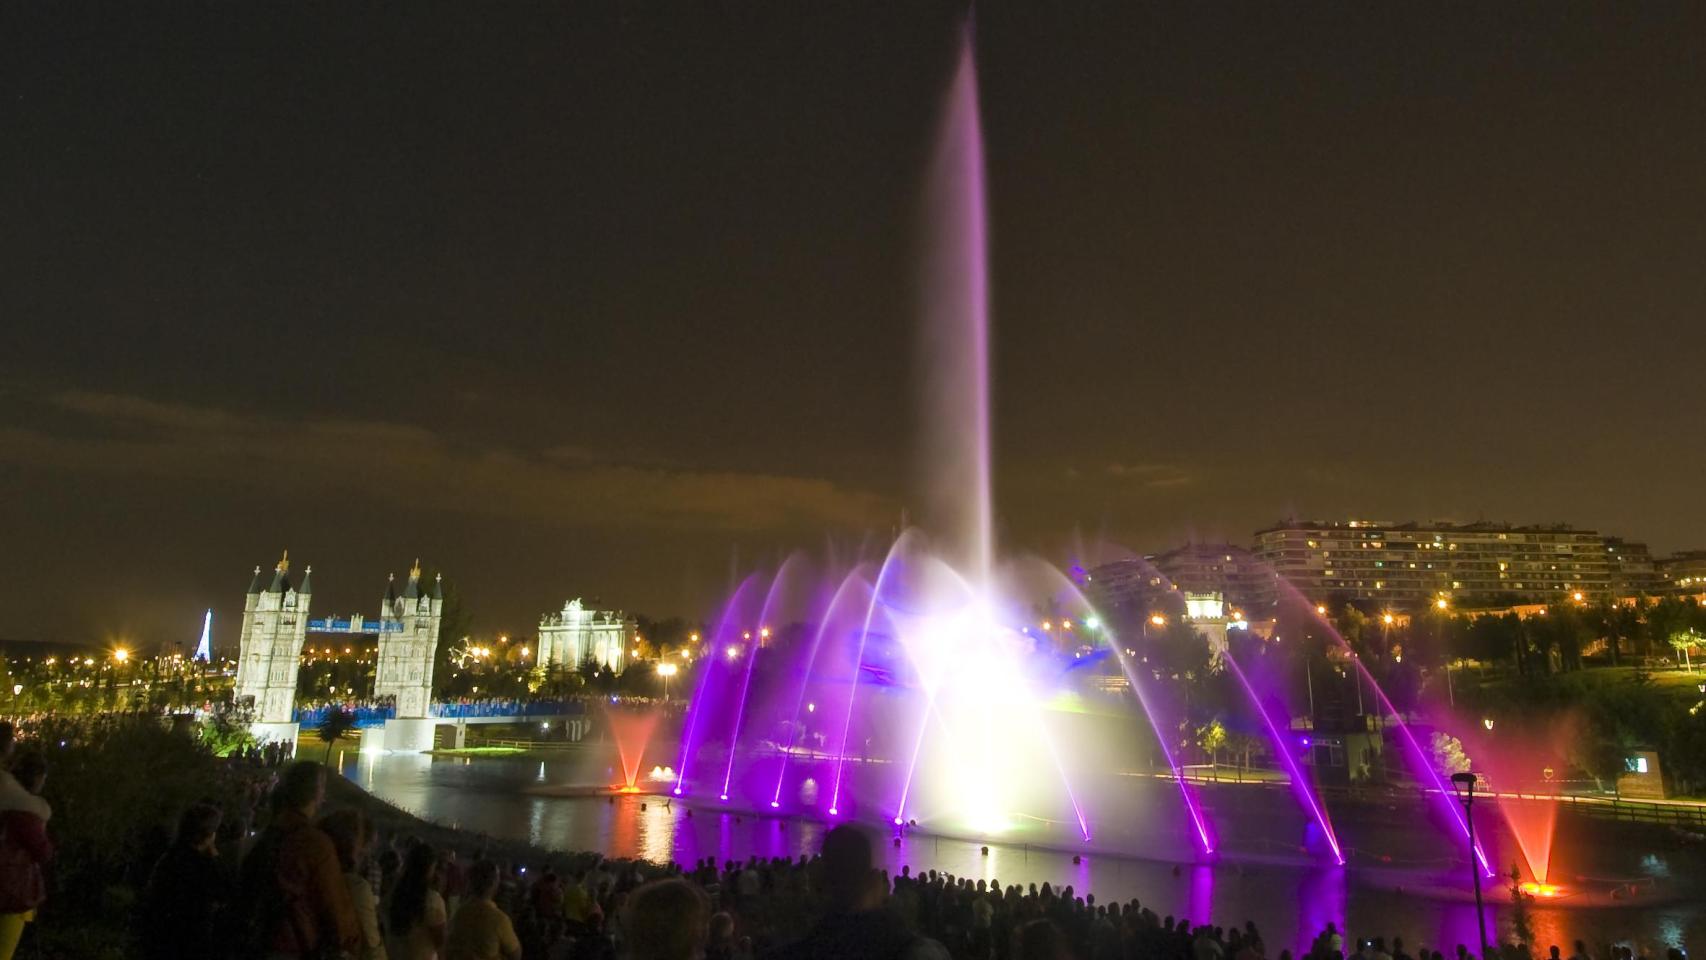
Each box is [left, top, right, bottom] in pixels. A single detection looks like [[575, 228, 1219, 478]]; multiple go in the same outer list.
[[337, 752, 1704, 954]]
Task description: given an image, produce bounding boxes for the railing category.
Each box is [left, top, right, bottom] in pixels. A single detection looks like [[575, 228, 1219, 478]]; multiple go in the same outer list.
[[1557, 794, 1706, 828], [455, 736, 586, 751], [294, 704, 395, 728], [429, 699, 586, 719], [296, 698, 591, 725]]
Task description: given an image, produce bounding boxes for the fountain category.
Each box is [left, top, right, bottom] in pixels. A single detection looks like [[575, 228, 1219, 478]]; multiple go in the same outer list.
[[603, 703, 660, 793], [666, 21, 1458, 882], [664, 24, 1227, 857]]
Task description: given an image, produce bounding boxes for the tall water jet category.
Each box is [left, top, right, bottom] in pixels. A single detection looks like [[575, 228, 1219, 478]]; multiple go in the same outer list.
[[772, 567, 876, 808], [674, 572, 765, 796], [604, 704, 661, 792], [1222, 649, 1344, 864], [920, 22, 994, 586], [1281, 590, 1495, 877]]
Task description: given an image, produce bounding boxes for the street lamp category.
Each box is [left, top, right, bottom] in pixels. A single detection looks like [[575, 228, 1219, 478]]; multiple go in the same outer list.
[[113, 648, 130, 664], [1450, 772, 1490, 960], [657, 661, 678, 700]]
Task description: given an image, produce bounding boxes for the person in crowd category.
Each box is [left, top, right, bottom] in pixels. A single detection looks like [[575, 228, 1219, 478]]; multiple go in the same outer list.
[[236, 760, 360, 959], [323, 808, 386, 960], [445, 859, 521, 960], [773, 825, 948, 960], [621, 877, 708, 960], [705, 911, 738, 960], [0, 727, 47, 825], [562, 867, 601, 937], [138, 803, 229, 960], [1018, 918, 1074, 960], [0, 752, 51, 960], [387, 842, 449, 960], [442, 850, 468, 917]]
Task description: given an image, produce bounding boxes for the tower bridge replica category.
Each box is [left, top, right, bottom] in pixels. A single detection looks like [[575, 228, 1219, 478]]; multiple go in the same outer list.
[[234, 551, 444, 752]]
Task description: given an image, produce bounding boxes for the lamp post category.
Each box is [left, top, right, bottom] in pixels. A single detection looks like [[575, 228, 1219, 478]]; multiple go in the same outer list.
[[657, 661, 678, 701], [1450, 771, 1490, 959]]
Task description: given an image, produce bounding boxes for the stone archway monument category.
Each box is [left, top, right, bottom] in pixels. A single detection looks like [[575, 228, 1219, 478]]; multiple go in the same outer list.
[[374, 560, 444, 752], [233, 553, 443, 751], [234, 551, 312, 744]]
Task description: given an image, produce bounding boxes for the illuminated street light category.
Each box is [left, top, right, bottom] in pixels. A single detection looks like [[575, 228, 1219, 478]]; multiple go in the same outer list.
[[1382, 613, 1395, 625], [1450, 772, 1492, 960], [1041, 621, 1053, 632], [1572, 591, 1584, 603], [657, 661, 679, 700], [113, 648, 130, 664], [1149, 614, 1166, 627], [1315, 604, 1327, 616], [1435, 598, 1449, 611], [689, 632, 701, 644], [726, 645, 741, 660], [760, 626, 771, 641], [1084, 615, 1100, 630]]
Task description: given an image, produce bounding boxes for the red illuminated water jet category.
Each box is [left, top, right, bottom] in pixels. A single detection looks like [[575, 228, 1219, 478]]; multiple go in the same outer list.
[[1456, 717, 1561, 884], [603, 704, 661, 792]]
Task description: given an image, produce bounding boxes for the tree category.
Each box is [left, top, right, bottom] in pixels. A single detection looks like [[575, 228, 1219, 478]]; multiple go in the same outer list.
[[429, 568, 473, 698], [1670, 629, 1701, 672], [199, 709, 255, 758], [1461, 614, 1518, 668], [1333, 603, 1371, 658], [1196, 720, 1227, 772], [1222, 730, 1264, 780], [1430, 731, 1471, 778], [577, 653, 601, 687], [1645, 597, 1700, 662], [317, 707, 356, 761]]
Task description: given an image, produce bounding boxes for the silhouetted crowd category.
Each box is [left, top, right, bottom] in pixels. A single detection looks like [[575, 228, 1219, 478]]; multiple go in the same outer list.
[[0, 735, 1690, 960]]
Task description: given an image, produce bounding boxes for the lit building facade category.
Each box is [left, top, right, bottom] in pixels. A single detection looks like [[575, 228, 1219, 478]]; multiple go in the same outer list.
[[1085, 543, 1276, 619], [372, 561, 443, 719], [538, 598, 633, 673], [1658, 551, 1706, 597], [235, 553, 310, 736], [1254, 519, 1656, 609]]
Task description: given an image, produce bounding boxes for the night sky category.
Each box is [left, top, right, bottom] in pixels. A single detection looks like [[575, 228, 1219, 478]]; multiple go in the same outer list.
[[5, 3, 1706, 648]]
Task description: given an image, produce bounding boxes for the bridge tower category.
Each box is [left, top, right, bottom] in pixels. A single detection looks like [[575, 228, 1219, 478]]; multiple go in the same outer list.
[[375, 560, 443, 751], [234, 551, 311, 743]]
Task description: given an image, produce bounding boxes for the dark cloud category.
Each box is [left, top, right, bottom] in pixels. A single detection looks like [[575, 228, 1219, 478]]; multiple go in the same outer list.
[[8, 391, 891, 534]]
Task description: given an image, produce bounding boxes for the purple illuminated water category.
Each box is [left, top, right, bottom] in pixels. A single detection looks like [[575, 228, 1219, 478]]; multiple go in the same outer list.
[[668, 24, 1304, 863], [920, 23, 994, 585], [340, 751, 1706, 954]]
